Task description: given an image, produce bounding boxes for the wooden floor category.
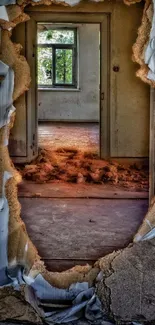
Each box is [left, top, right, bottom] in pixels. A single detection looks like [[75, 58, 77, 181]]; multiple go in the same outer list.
[[19, 123, 149, 271], [18, 181, 149, 199], [20, 195, 148, 271], [38, 122, 99, 153]]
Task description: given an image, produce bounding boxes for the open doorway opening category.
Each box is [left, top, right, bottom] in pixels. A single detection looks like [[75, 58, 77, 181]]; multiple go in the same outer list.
[[37, 23, 100, 156], [18, 17, 149, 192]]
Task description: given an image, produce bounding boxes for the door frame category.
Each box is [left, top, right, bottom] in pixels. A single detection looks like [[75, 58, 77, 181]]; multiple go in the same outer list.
[[26, 11, 110, 159]]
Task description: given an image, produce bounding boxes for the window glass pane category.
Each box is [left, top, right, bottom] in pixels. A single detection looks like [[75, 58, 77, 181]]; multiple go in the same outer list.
[[37, 47, 53, 85], [55, 49, 73, 85], [38, 26, 74, 45]]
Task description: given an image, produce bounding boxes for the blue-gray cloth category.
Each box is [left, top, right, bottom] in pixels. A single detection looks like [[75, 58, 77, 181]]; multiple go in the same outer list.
[[0, 265, 105, 324]]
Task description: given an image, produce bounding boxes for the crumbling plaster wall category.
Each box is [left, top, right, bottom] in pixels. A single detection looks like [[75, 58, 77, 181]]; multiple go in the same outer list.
[[1, 0, 155, 324]]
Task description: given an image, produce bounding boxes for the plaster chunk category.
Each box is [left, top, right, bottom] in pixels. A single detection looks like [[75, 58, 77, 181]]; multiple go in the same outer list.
[[6, 5, 30, 27], [6, 4, 22, 22], [98, 240, 155, 322], [0, 286, 42, 323], [0, 6, 15, 30]]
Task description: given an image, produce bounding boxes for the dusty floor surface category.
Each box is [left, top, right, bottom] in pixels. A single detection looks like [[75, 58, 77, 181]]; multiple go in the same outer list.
[[18, 181, 148, 199], [20, 197, 148, 271], [38, 122, 100, 153]]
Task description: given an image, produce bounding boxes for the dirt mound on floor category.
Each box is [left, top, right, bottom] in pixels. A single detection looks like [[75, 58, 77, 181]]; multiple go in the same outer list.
[[16, 147, 149, 191]]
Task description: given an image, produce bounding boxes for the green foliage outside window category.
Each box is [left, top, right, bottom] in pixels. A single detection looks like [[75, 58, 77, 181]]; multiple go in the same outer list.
[[38, 29, 74, 44], [37, 27, 76, 87], [56, 49, 73, 84], [38, 47, 53, 85]]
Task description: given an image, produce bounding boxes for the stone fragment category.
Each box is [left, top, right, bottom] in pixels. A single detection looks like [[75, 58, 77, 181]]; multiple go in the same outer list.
[[0, 286, 42, 323], [97, 240, 155, 323]]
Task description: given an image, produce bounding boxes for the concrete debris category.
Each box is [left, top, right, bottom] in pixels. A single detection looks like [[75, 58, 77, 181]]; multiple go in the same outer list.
[[18, 147, 149, 191], [97, 239, 155, 322], [0, 286, 42, 323]]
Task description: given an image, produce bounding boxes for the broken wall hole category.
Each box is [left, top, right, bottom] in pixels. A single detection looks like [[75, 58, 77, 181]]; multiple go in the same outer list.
[[1, 0, 155, 323], [13, 8, 149, 272], [12, 0, 149, 272]]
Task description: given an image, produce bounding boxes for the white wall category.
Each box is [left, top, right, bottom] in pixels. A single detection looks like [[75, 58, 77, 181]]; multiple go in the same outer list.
[[38, 24, 100, 122]]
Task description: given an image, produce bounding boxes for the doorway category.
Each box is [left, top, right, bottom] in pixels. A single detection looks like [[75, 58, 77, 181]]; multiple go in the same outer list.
[[37, 22, 100, 155]]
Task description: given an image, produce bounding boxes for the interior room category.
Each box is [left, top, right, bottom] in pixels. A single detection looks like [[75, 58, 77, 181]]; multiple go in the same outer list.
[[8, 1, 150, 272]]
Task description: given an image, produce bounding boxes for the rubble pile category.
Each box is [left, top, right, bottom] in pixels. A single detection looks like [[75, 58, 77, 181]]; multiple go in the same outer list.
[[17, 147, 149, 191]]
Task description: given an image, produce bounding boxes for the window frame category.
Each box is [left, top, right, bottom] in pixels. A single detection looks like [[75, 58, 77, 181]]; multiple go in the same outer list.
[[37, 27, 78, 89]]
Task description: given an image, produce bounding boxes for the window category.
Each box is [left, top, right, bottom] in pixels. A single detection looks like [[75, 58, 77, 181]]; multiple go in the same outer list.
[[37, 25, 78, 88]]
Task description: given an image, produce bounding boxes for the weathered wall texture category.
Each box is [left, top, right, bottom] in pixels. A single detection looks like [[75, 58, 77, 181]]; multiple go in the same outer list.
[[10, 0, 150, 159], [109, 1, 150, 157], [38, 24, 100, 122], [1, 0, 155, 324]]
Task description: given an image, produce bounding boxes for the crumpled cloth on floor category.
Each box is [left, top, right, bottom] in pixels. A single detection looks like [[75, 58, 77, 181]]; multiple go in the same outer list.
[[29, 274, 104, 324], [0, 265, 104, 324]]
